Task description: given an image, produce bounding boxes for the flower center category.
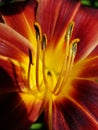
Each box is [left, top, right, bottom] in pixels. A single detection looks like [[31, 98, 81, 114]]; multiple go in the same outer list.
[[28, 22, 80, 98]]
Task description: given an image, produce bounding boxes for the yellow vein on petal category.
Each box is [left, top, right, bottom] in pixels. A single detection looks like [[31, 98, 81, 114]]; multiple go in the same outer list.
[[56, 2, 80, 50], [69, 2, 81, 22], [70, 77, 98, 82], [21, 12, 37, 49], [74, 56, 98, 68], [0, 55, 20, 66]]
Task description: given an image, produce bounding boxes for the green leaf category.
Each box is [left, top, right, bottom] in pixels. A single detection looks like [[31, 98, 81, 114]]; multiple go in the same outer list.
[[30, 123, 43, 130], [81, 0, 98, 8]]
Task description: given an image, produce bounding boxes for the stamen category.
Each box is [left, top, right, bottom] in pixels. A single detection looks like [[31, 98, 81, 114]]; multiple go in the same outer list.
[[42, 34, 47, 50], [28, 49, 33, 90], [54, 39, 80, 95], [42, 34, 49, 89], [65, 21, 74, 41], [29, 49, 33, 65], [53, 22, 75, 94], [34, 22, 42, 41], [71, 39, 79, 56], [34, 23, 42, 91]]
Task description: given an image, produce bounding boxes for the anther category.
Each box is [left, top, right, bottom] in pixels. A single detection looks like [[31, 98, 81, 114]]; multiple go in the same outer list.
[[28, 49, 33, 90], [34, 22, 41, 41], [65, 21, 74, 41], [42, 34, 47, 50], [71, 39, 80, 56], [29, 49, 33, 65], [47, 71, 52, 76]]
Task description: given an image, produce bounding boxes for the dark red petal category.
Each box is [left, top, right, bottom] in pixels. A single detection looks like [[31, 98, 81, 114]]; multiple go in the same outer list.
[[45, 95, 98, 130], [0, 62, 44, 129], [37, 0, 80, 47], [52, 102, 70, 130], [0, 67, 32, 129], [73, 6, 98, 62], [0, 0, 38, 44], [0, 58, 27, 90], [59, 98, 98, 130], [71, 79, 98, 122]]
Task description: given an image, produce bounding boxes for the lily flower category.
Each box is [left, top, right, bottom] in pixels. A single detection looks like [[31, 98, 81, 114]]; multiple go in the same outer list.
[[0, 0, 98, 129]]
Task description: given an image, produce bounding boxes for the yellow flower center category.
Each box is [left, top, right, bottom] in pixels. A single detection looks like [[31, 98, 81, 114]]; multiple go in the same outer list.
[[25, 21, 80, 101]]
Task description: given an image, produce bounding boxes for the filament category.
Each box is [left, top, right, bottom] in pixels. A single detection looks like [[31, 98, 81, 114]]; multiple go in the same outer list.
[[54, 39, 79, 95], [28, 49, 33, 90], [53, 22, 75, 94], [34, 23, 42, 91]]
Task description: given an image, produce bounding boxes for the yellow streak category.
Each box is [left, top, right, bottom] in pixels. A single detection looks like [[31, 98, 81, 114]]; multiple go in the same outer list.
[[48, 92, 52, 130], [36, 39, 41, 91], [69, 2, 81, 22], [53, 22, 75, 94], [22, 12, 37, 48], [53, 38, 69, 93]]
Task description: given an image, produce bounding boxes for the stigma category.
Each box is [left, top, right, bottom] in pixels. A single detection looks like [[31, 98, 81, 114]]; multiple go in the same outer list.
[[27, 21, 80, 96]]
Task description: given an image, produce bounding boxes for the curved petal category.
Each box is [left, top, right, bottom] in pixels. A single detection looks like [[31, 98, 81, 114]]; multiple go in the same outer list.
[[37, 0, 80, 47], [0, 23, 34, 61], [0, 0, 38, 48], [72, 55, 98, 81], [73, 6, 98, 62]]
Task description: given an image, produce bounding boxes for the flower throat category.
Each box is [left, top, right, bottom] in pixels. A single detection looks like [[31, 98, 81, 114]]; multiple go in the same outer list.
[[28, 21, 80, 96]]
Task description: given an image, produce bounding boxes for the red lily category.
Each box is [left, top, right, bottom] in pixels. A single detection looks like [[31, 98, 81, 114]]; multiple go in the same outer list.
[[0, 0, 98, 130]]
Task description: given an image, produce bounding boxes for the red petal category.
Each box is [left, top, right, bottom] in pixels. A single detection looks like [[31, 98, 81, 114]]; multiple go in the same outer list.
[[73, 6, 98, 61], [0, 0, 37, 47], [19, 93, 44, 122], [0, 23, 34, 61], [86, 45, 98, 59], [72, 55, 98, 80], [37, 0, 80, 47]]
